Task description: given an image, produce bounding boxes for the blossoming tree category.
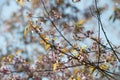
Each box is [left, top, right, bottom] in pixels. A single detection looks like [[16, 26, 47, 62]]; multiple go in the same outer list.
[[0, 0, 120, 80]]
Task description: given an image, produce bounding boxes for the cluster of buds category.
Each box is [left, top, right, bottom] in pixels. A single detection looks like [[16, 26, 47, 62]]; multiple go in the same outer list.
[[0, 66, 10, 74], [13, 56, 26, 64], [51, 10, 62, 20]]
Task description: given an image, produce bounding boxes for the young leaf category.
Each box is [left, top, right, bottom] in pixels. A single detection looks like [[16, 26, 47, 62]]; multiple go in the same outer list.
[[53, 63, 58, 71], [16, 0, 24, 6], [100, 64, 109, 70], [24, 21, 33, 38], [40, 40, 45, 45], [7, 55, 14, 63], [89, 66, 95, 74], [76, 20, 86, 27], [61, 48, 68, 53], [74, 68, 79, 74], [80, 46, 87, 53], [24, 26, 29, 38], [16, 50, 23, 55], [45, 43, 50, 51], [76, 76, 81, 80]]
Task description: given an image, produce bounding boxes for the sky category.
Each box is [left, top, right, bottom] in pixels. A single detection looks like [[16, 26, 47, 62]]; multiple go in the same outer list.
[[0, 0, 120, 79]]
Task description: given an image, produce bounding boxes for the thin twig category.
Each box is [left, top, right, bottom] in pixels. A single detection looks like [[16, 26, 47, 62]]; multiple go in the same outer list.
[[95, 0, 101, 66], [94, 0, 120, 62]]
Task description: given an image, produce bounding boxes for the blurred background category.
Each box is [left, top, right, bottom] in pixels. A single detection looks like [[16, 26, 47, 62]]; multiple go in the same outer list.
[[0, 0, 120, 79]]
